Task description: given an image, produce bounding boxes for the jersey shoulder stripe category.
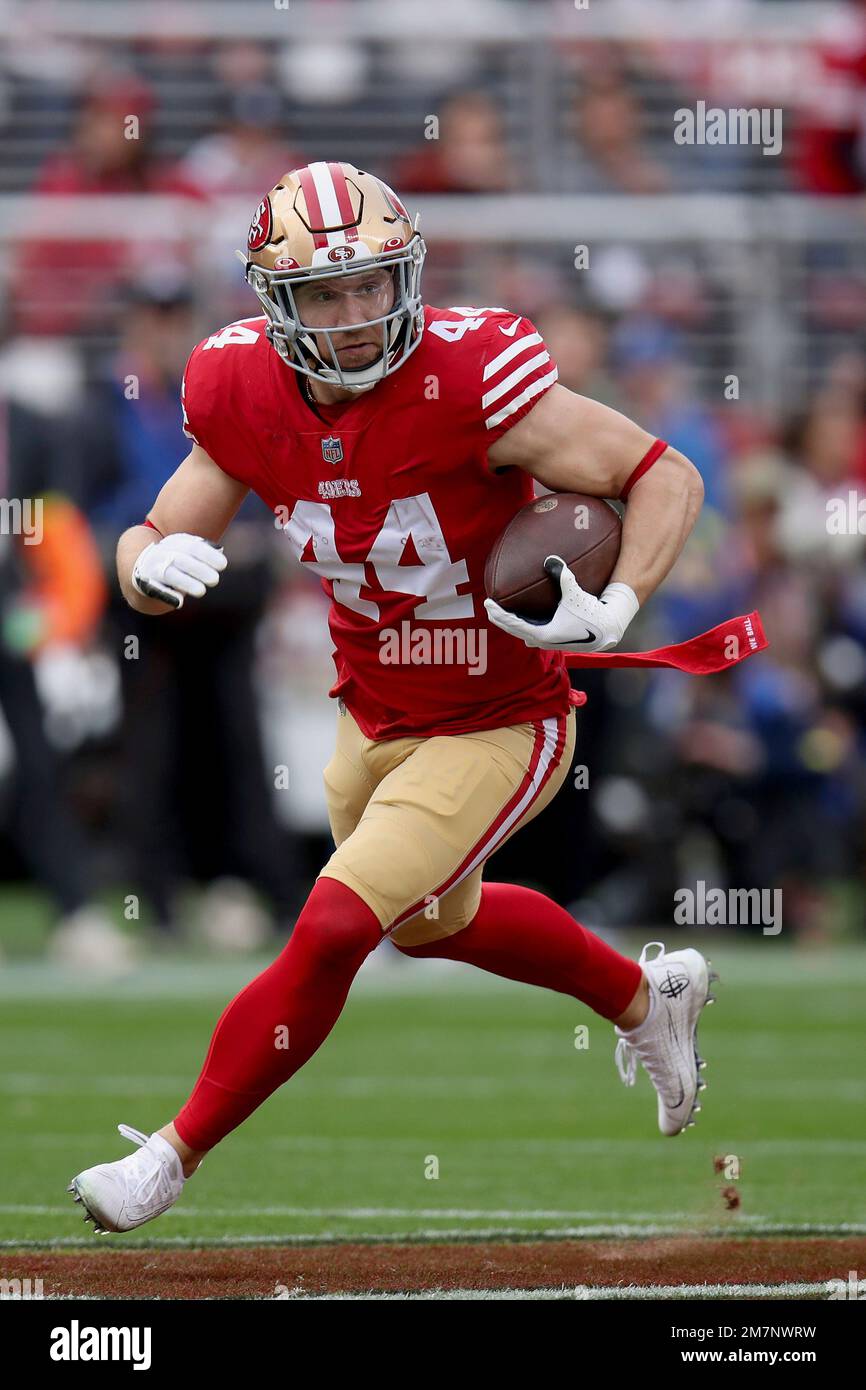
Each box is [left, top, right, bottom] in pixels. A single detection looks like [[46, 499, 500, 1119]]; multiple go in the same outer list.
[[485, 366, 558, 431], [482, 331, 543, 383], [475, 315, 558, 435]]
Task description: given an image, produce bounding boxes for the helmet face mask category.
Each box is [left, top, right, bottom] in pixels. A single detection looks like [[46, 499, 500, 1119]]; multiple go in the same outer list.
[[246, 240, 425, 391], [239, 163, 427, 393]]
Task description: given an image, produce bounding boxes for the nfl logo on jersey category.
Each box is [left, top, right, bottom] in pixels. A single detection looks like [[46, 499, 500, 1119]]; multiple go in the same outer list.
[[321, 435, 344, 465]]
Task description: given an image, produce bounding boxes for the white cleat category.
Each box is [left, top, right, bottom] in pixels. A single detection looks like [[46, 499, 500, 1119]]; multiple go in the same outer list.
[[67, 1124, 187, 1232], [614, 942, 719, 1137]]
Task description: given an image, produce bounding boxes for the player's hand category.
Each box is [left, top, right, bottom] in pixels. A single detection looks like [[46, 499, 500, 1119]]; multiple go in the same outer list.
[[131, 533, 227, 610], [483, 555, 639, 653]]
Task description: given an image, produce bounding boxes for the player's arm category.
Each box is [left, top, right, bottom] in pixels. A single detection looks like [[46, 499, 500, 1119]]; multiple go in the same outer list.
[[487, 383, 704, 605], [484, 384, 704, 653], [117, 443, 250, 614]]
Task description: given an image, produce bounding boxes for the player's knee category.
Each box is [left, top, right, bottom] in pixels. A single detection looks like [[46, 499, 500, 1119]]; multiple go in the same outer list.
[[290, 919, 377, 976], [291, 877, 383, 970]]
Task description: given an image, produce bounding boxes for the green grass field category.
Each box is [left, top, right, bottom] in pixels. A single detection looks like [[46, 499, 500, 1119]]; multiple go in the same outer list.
[[1, 932, 864, 1252]]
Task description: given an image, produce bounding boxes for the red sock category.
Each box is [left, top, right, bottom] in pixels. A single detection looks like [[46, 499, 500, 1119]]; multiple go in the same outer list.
[[393, 882, 641, 1019], [174, 878, 382, 1152]]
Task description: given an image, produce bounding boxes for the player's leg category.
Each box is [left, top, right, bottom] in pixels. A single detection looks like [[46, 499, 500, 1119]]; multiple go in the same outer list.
[[386, 706, 645, 1021], [161, 889, 381, 1154], [170, 877, 382, 1148], [398, 891, 714, 1136], [387, 710, 715, 1135], [68, 875, 384, 1231], [161, 707, 421, 1164], [67, 707, 407, 1231], [395, 879, 647, 1022]]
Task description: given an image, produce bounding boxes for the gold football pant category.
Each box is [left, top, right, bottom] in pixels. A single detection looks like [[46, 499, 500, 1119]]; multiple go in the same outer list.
[[319, 701, 576, 947]]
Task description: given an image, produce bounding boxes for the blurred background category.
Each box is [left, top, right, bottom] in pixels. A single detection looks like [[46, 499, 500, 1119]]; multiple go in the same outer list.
[[1, 0, 865, 973]]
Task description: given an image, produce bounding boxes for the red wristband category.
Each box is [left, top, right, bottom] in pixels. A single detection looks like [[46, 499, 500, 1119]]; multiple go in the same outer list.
[[142, 517, 163, 536], [619, 438, 668, 501]]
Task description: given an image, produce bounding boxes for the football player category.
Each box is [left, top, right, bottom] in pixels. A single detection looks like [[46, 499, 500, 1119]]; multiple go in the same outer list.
[[68, 162, 716, 1232]]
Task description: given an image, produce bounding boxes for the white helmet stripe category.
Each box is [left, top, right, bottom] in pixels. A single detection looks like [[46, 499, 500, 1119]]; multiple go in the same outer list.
[[308, 161, 351, 248]]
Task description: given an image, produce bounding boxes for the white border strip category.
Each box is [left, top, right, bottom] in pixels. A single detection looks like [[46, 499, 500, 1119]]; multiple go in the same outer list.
[[280, 1280, 833, 1301]]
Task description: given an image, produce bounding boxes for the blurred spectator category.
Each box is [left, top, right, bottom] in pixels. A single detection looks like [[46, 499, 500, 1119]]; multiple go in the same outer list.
[[179, 84, 302, 197], [794, 2, 866, 194], [533, 304, 623, 408], [613, 317, 731, 517], [73, 266, 200, 527], [669, 468, 865, 940], [394, 90, 516, 192], [11, 73, 200, 339], [565, 60, 673, 194], [590, 433, 866, 941], [775, 392, 866, 567], [772, 397, 866, 575], [67, 270, 302, 946], [0, 376, 135, 971], [394, 89, 517, 304], [214, 39, 273, 90], [178, 80, 304, 326]]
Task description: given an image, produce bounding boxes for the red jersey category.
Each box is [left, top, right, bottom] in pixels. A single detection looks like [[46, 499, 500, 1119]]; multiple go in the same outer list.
[[181, 303, 574, 740]]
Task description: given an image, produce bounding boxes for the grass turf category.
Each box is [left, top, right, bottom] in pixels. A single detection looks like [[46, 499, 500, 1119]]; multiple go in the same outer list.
[[0, 936, 864, 1248]]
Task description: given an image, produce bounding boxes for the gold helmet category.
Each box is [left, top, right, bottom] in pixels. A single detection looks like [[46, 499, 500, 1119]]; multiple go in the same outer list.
[[239, 161, 426, 392]]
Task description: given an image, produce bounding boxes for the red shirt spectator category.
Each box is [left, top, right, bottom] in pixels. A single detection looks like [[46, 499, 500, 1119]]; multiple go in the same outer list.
[[12, 75, 202, 338]]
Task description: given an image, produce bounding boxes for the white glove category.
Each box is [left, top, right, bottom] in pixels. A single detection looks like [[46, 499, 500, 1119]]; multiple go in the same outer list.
[[131, 533, 227, 610], [484, 554, 639, 653]]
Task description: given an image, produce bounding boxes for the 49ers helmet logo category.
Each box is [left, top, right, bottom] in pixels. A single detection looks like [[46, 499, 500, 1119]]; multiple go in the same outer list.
[[247, 197, 273, 252], [327, 245, 356, 263]]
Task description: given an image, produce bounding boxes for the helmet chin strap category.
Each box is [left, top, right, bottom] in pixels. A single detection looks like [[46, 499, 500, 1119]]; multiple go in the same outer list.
[[308, 347, 385, 393], [319, 374, 379, 395]]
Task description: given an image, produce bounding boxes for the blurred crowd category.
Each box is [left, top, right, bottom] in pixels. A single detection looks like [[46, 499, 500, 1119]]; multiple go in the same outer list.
[[1, 8, 865, 967]]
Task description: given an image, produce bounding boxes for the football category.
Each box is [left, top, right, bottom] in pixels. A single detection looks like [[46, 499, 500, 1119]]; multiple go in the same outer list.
[[484, 491, 623, 621]]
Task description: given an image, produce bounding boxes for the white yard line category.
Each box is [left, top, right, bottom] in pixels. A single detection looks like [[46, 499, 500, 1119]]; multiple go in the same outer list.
[[2, 1220, 865, 1248], [0, 947, 865, 1000], [4, 1129, 866, 1158]]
